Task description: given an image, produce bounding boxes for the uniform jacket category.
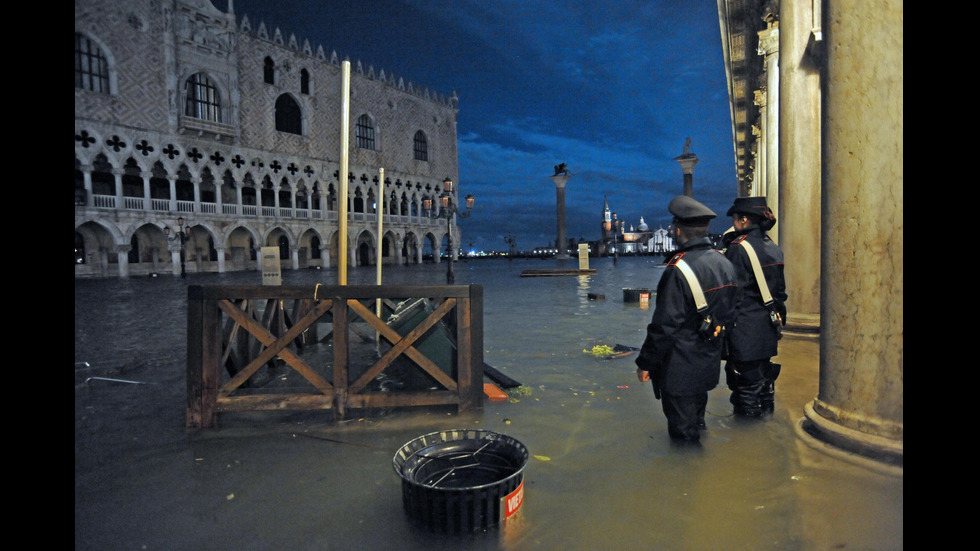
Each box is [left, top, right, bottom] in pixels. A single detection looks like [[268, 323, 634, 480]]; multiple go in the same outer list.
[[723, 226, 787, 361], [635, 237, 737, 396]]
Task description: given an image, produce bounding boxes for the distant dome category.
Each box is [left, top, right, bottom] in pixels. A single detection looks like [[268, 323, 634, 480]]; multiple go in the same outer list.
[[637, 217, 649, 231]]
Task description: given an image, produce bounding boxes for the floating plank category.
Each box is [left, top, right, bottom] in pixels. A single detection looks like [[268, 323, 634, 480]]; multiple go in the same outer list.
[[484, 362, 521, 388], [520, 269, 597, 277]]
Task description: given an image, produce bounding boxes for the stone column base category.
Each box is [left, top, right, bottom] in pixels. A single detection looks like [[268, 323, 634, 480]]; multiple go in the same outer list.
[[801, 399, 903, 469], [784, 312, 820, 338]]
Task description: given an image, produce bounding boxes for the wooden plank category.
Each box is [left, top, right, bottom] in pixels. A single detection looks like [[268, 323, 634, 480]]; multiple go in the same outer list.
[[216, 299, 334, 396], [484, 363, 521, 388], [217, 393, 333, 411], [347, 298, 458, 393], [186, 286, 205, 428], [520, 269, 597, 277], [332, 300, 348, 419]]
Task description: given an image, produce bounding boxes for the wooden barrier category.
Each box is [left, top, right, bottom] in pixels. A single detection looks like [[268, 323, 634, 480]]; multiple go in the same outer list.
[[186, 284, 484, 429]]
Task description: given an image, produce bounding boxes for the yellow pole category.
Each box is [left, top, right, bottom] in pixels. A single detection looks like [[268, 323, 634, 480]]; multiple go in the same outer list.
[[376, 167, 384, 351], [338, 60, 350, 285]]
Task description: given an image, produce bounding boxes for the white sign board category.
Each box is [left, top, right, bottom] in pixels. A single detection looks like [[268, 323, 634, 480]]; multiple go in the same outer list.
[[578, 243, 590, 270], [261, 246, 282, 286]]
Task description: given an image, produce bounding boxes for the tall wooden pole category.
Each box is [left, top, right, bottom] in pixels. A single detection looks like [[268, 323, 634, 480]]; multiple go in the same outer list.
[[338, 60, 350, 285]]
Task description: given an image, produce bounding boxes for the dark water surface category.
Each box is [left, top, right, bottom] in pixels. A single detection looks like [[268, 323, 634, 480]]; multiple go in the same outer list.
[[75, 256, 902, 550]]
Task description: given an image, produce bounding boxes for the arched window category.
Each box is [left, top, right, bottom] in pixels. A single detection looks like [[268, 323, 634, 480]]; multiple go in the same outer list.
[[300, 68, 310, 94], [356, 114, 375, 150], [75, 33, 109, 93], [184, 73, 221, 122], [275, 94, 302, 135], [264, 56, 275, 84], [413, 130, 428, 161]]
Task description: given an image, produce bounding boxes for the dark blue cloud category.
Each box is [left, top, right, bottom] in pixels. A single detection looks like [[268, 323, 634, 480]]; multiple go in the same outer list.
[[220, 0, 737, 252]]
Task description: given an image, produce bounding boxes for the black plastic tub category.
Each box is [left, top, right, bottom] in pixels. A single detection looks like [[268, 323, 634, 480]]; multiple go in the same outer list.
[[623, 288, 651, 303], [393, 429, 529, 533]]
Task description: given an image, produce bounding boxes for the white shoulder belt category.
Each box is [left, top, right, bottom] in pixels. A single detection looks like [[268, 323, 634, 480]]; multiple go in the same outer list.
[[673, 258, 708, 312], [737, 239, 774, 306]]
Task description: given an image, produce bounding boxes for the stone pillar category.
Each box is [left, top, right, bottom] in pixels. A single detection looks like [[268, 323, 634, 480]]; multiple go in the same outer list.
[[170, 244, 182, 276], [779, 0, 821, 336], [168, 177, 178, 211], [752, 94, 767, 198], [803, 1, 903, 465], [82, 165, 94, 207], [192, 176, 202, 213], [759, 16, 780, 235], [141, 170, 152, 212], [216, 247, 226, 273], [116, 244, 131, 278], [550, 173, 571, 259], [673, 139, 698, 197], [112, 168, 124, 208]]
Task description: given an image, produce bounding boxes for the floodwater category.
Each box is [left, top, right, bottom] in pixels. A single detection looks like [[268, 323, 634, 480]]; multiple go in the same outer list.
[[75, 256, 903, 551]]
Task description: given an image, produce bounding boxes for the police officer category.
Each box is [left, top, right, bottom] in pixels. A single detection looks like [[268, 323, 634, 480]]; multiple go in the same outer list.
[[636, 195, 737, 441], [722, 196, 787, 416]]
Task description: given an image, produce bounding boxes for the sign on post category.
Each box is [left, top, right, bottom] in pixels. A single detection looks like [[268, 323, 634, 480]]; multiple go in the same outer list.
[[261, 246, 282, 286], [578, 243, 589, 270]]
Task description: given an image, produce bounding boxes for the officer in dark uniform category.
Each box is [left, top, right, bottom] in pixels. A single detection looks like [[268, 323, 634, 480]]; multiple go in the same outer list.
[[722, 196, 787, 416], [636, 195, 737, 441]]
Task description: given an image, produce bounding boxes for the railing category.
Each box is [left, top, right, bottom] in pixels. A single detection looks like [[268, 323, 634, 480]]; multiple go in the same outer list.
[[82, 195, 432, 227], [124, 196, 144, 210], [186, 283, 484, 429], [93, 194, 115, 208]]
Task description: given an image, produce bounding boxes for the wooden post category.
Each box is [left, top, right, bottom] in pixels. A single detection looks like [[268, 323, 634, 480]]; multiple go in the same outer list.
[[332, 297, 349, 419]]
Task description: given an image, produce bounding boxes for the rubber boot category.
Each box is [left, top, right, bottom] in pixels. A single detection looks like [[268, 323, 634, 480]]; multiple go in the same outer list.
[[760, 380, 775, 413], [730, 380, 765, 417]]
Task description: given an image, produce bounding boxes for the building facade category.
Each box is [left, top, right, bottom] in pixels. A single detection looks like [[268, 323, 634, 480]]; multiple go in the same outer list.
[[75, 0, 463, 278]]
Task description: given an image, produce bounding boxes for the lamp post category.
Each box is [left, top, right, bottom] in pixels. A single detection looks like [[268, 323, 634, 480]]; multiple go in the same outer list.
[[423, 177, 474, 284], [164, 216, 190, 278]]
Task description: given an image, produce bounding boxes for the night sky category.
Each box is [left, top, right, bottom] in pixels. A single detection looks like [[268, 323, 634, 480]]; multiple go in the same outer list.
[[217, 0, 737, 252]]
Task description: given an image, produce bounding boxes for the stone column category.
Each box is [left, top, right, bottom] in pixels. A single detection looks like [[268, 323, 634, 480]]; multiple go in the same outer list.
[[803, 1, 903, 465], [168, 177, 178, 212], [752, 94, 767, 198], [550, 173, 571, 259], [113, 168, 124, 208], [673, 139, 698, 197], [192, 176, 202, 213], [81, 165, 94, 207], [141, 170, 152, 211], [216, 247, 226, 273], [116, 244, 131, 278], [779, 0, 821, 336], [759, 16, 780, 234]]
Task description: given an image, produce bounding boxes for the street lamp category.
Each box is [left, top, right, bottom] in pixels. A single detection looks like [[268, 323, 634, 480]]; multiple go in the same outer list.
[[164, 216, 191, 278], [423, 177, 474, 284]]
